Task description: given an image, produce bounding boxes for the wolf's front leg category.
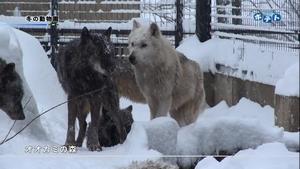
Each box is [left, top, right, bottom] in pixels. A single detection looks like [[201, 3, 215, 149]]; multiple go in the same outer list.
[[148, 96, 172, 119], [65, 96, 77, 147], [87, 97, 102, 151]]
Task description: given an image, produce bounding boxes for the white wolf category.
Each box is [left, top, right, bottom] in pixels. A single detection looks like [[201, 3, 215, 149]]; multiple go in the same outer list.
[[127, 20, 205, 126]]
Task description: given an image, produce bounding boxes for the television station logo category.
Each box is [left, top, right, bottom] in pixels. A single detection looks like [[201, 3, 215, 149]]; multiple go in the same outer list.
[[253, 11, 281, 23]]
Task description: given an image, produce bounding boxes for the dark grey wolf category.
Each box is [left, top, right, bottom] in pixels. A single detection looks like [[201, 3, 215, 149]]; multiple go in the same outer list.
[[86, 105, 133, 147], [0, 57, 25, 120], [126, 20, 205, 126], [55, 27, 132, 151]]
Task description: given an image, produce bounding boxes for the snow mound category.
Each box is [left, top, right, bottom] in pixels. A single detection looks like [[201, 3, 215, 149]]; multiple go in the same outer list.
[[177, 98, 284, 168], [281, 132, 300, 152], [0, 23, 47, 139], [275, 62, 299, 97], [144, 117, 180, 163], [195, 142, 299, 169]]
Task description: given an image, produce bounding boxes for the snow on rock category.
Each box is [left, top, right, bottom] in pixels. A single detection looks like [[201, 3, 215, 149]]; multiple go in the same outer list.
[[177, 98, 284, 168], [275, 62, 299, 97], [176, 35, 299, 86], [195, 142, 299, 169], [143, 117, 180, 164], [0, 23, 47, 139]]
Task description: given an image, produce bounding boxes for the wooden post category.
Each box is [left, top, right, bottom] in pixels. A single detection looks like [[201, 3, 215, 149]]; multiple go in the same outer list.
[[275, 95, 300, 132], [196, 0, 211, 42]]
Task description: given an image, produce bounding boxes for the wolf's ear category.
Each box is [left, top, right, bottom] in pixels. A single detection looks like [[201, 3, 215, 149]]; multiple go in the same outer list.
[[132, 20, 141, 30], [149, 23, 160, 37], [3, 63, 15, 74], [81, 27, 90, 44], [125, 105, 133, 112], [104, 27, 112, 38]]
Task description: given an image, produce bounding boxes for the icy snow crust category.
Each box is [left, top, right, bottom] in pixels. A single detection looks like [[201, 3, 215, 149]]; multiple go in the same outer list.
[[0, 25, 299, 169]]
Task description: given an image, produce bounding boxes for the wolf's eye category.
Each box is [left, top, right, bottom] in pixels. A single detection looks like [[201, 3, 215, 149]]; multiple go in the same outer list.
[[141, 43, 147, 48]]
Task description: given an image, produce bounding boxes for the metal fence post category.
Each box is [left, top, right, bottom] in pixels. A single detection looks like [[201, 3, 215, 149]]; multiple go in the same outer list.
[[175, 0, 183, 47], [196, 0, 211, 42], [50, 0, 59, 68]]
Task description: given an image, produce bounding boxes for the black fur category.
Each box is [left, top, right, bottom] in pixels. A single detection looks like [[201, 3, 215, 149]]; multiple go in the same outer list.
[[87, 105, 133, 147]]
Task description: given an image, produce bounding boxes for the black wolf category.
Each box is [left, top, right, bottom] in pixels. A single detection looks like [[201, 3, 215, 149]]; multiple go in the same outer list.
[[55, 27, 132, 151], [86, 105, 133, 147], [0, 58, 25, 120]]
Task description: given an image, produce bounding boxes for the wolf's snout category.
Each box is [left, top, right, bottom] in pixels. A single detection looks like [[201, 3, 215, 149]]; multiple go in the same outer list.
[[9, 110, 25, 120], [129, 54, 137, 65]]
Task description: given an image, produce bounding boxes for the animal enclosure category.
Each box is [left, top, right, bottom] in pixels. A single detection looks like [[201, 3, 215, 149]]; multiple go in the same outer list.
[[1, 0, 298, 57]]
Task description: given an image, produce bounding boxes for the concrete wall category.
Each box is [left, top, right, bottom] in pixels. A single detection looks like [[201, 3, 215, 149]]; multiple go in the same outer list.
[[204, 72, 299, 132]]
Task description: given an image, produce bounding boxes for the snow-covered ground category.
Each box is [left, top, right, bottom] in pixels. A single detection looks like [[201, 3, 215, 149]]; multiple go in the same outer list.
[[0, 24, 299, 169], [195, 142, 299, 169]]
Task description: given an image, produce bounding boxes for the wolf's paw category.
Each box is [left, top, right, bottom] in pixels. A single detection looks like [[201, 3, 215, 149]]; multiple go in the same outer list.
[[87, 143, 102, 151], [64, 141, 76, 147], [75, 141, 83, 147], [87, 126, 102, 151]]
